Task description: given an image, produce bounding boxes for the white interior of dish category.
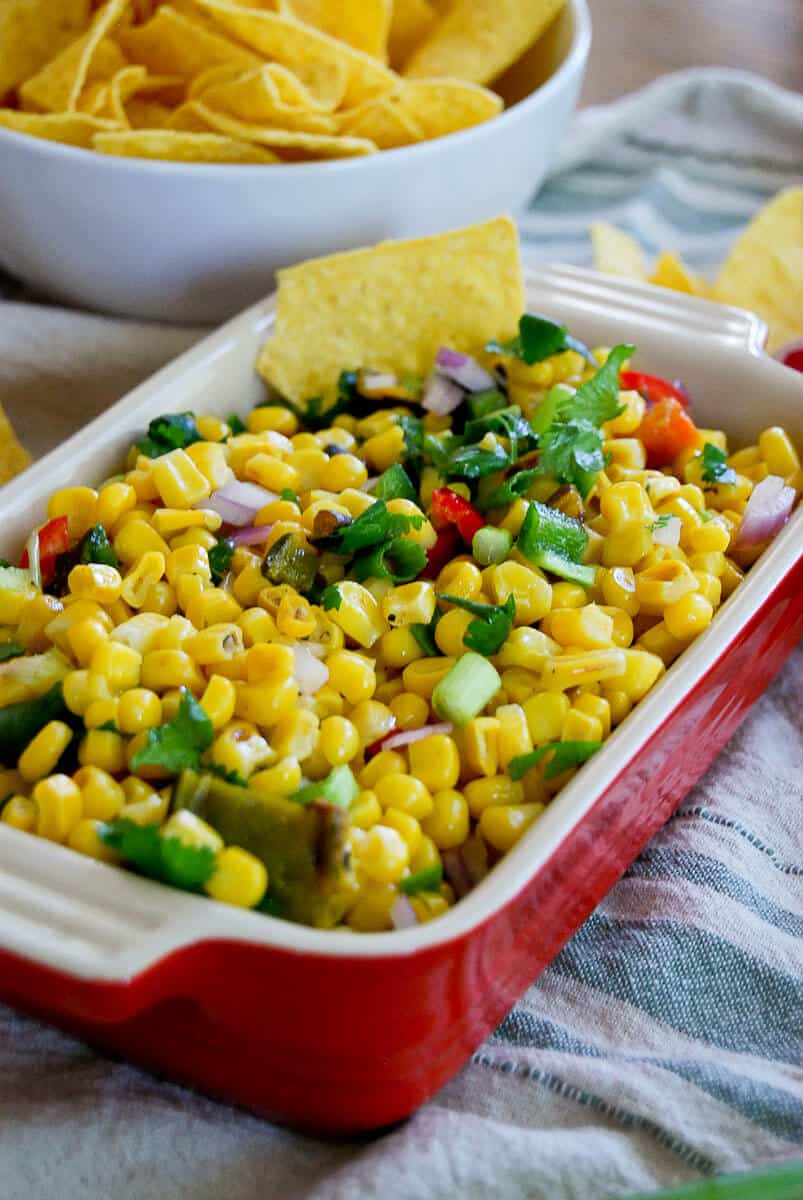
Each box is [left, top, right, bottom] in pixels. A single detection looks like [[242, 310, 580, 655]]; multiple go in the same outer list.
[[0, 267, 800, 980]]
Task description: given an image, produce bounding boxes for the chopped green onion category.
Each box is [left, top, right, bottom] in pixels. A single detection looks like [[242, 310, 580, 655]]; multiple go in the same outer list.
[[372, 464, 417, 502], [509, 740, 602, 781], [400, 864, 444, 895], [472, 525, 513, 566], [467, 388, 507, 419], [291, 765, 359, 809], [432, 653, 501, 726]]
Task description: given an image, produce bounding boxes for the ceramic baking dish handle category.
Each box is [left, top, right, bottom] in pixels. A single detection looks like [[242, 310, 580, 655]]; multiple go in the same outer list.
[[529, 265, 769, 355]]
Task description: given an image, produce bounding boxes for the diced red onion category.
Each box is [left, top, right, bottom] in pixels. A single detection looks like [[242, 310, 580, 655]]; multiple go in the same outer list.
[[291, 643, 329, 695], [363, 728, 398, 761], [733, 474, 796, 549], [422, 372, 464, 415], [361, 370, 399, 395], [435, 347, 496, 393], [382, 722, 454, 752], [391, 896, 419, 930], [229, 524, 273, 547], [652, 515, 682, 547], [442, 850, 472, 900], [202, 481, 278, 526], [774, 340, 803, 374]]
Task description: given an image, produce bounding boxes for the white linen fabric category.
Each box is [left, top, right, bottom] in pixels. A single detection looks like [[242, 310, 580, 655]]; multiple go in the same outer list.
[[0, 69, 801, 1200]]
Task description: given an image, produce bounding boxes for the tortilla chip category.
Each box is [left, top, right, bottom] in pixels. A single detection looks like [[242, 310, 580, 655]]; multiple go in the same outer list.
[[104, 65, 184, 124], [0, 0, 91, 96], [338, 94, 422, 149], [713, 189, 803, 353], [590, 221, 646, 280], [0, 106, 121, 145], [649, 251, 706, 296], [278, 0, 393, 63], [395, 78, 502, 139], [93, 128, 280, 162], [117, 5, 261, 81], [0, 403, 31, 486], [388, 0, 437, 71], [189, 0, 397, 108], [19, 0, 130, 113], [258, 217, 524, 404], [198, 65, 338, 134], [404, 0, 565, 87], [125, 97, 174, 127], [168, 99, 376, 159]]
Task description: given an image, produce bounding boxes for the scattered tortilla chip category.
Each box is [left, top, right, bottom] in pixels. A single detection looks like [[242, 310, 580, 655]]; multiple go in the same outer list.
[[713, 188, 803, 353], [338, 94, 422, 150], [0, 107, 121, 145], [0, 403, 31, 485], [259, 216, 524, 404], [168, 99, 377, 159], [278, 0, 393, 63], [198, 65, 338, 134], [404, 0, 565, 87], [0, 0, 91, 96], [388, 0, 437, 71], [189, 0, 397, 108], [19, 0, 129, 112], [117, 5, 261, 81], [590, 221, 646, 280], [93, 128, 280, 162], [649, 251, 707, 297]]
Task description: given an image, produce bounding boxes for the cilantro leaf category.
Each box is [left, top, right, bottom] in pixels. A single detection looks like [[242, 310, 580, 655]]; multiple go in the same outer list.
[[130, 689, 213, 774], [559, 344, 633, 426], [432, 439, 511, 481], [136, 412, 202, 459], [509, 740, 602, 782], [99, 818, 216, 892], [320, 585, 342, 611], [208, 538, 235, 585], [438, 593, 516, 656], [270, 371, 374, 432], [398, 415, 425, 472], [487, 313, 597, 366], [700, 442, 737, 485], [481, 467, 541, 511], [332, 501, 424, 556], [411, 608, 443, 657], [353, 538, 427, 584], [0, 643, 24, 662], [463, 406, 536, 464], [205, 763, 248, 787]]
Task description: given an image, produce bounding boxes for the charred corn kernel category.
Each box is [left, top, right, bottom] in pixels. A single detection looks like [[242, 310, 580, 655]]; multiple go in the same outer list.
[[120, 790, 170, 826], [318, 716, 359, 766], [606, 689, 632, 726], [432, 608, 473, 657], [165, 544, 211, 587], [551, 581, 588, 610], [375, 773, 434, 820], [407, 733, 460, 792], [638, 620, 687, 665], [539, 647, 627, 693], [185, 623, 244, 666], [402, 656, 456, 699], [271, 710, 319, 761], [17, 594, 64, 652], [496, 627, 558, 671], [361, 425, 406, 473], [67, 563, 121, 605], [604, 389, 645, 435], [562, 708, 603, 743], [248, 405, 298, 436], [720, 557, 744, 598], [389, 692, 429, 731], [68, 818, 119, 862], [275, 591, 316, 640], [465, 775, 524, 818], [383, 808, 422, 854], [664, 592, 714, 639], [480, 802, 544, 852], [114, 519, 170, 565], [382, 582, 437, 628], [96, 481, 137, 530], [328, 581, 387, 648], [205, 846, 268, 909], [359, 824, 410, 884], [33, 774, 82, 842], [78, 729, 126, 774], [574, 692, 611, 737], [437, 560, 483, 600], [759, 427, 800, 477], [422, 789, 469, 850], [68, 618, 109, 667], [233, 564, 268, 608], [459, 716, 499, 778], [499, 667, 538, 704], [162, 810, 224, 854], [90, 641, 142, 691], [320, 453, 368, 492], [601, 648, 664, 700], [687, 551, 726, 578], [151, 449, 211, 509], [83, 697, 119, 729], [47, 486, 97, 539], [485, 561, 552, 624], [141, 649, 203, 694], [347, 881, 397, 932], [63, 669, 92, 716], [2, 795, 37, 832], [116, 688, 162, 736], [359, 749, 406, 790], [635, 560, 698, 614], [600, 566, 640, 617], [688, 519, 730, 554], [251, 756, 302, 796], [495, 704, 533, 771], [409, 833, 441, 872], [549, 605, 615, 650], [326, 650, 376, 705], [211, 722, 274, 778], [237, 607, 277, 647], [378, 626, 425, 670], [19, 720, 73, 783]]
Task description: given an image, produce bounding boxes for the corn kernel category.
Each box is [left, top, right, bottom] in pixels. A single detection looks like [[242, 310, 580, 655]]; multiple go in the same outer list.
[[402, 656, 456, 699], [759, 427, 800, 478], [422, 789, 469, 850], [96, 482, 137, 530], [523, 692, 570, 744], [664, 592, 714, 640], [78, 730, 127, 774], [347, 881, 397, 931], [484, 561, 552, 624], [18, 720, 73, 783], [83, 697, 120, 729], [205, 846, 268, 909], [465, 775, 523, 818], [573, 692, 611, 737], [496, 627, 558, 671], [67, 618, 109, 667], [151, 448, 211, 509], [34, 774, 82, 842], [90, 641, 143, 692], [326, 650, 376, 705], [47, 487, 97, 539], [318, 715, 359, 766], [358, 824, 410, 883], [328, 581, 388, 648], [562, 708, 603, 743], [68, 818, 120, 862], [1, 795, 37, 832], [120, 790, 170, 825], [382, 807, 422, 854], [211, 722, 274, 779], [375, 772, 433, 820], [382, 582, 437, 628], [114, 519, 170, 564], [359, 749, 407, 790], [73, 765, 124, 821], [457, 716, 499, 779], [549, 605, 615, 650], [480, 802, 544, 852], [141, 649, 204, 694]]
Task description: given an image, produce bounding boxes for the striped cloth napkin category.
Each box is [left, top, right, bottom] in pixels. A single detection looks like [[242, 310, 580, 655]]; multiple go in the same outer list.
[[0, 69, 801, 1200]]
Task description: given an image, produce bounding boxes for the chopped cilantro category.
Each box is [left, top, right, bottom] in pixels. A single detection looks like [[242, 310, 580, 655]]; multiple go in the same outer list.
[[271, 370, 374, 431], [329, 501, 425, 557], [320, 585, 342, 611], [136, 412, 202, 459], [0, 643, 24, 662], [398, 414, 425, 473], [428, 437, 511, 481], [487, 313, 597, 366], [481, 467, 541, 511], [205, 763, 248, 788], [438, 593, 516, 656], [509, 740, 602, 781], [130, 689, 213, 774], [99, 818, 216, 892], [226, 413, 247, 435], [700, 443, 737, 485], [411, 608, 443, 657], [372, 464, 417, 503], [208, 538, 235, 585]]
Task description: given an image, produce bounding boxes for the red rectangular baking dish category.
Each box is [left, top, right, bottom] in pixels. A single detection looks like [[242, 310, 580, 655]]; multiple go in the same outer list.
[[0, 266, 800, 1133]]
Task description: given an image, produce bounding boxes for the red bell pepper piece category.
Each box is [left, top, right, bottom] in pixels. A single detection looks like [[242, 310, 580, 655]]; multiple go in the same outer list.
[[636, 397, 701, 467], [620, 371, 689, 407], [421, 525, 460, 580], [430, 488, 485, 544], [19, 515, 71, 588]]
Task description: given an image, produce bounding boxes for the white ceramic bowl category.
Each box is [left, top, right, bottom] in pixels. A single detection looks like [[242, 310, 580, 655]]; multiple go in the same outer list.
[[0, 0, 590, 323]]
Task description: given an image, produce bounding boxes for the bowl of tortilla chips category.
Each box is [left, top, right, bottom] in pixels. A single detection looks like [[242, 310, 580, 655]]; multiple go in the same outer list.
[[0, 0, 591, 323]]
